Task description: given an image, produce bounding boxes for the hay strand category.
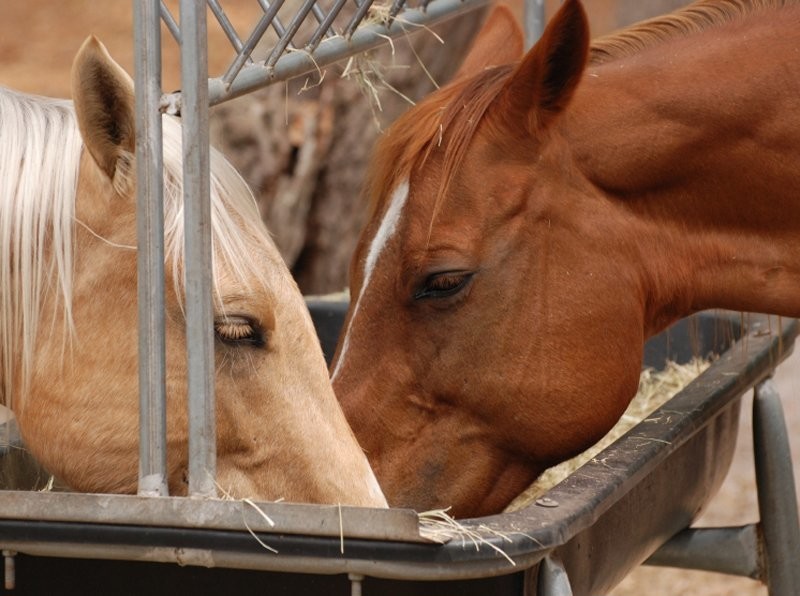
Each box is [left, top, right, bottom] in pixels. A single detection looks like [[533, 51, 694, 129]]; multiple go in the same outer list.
[[418, 508, 517, 565]]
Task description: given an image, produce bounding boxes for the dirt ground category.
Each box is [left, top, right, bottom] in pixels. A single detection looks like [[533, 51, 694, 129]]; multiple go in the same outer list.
[[609, 349, 800, 595]]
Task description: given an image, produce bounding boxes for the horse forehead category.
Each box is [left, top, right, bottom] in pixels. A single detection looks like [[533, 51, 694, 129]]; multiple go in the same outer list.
[[363, 180, 411, 273]]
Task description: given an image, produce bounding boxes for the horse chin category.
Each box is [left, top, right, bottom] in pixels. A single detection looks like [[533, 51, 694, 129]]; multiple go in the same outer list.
[[381, 447, 539, 519]]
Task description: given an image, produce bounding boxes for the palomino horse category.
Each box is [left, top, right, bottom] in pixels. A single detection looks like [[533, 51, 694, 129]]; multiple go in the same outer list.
[[1, 37, 385, 507], [332, 0, 800, 517]]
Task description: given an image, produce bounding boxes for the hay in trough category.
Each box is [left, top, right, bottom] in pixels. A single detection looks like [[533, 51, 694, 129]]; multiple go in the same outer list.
[[418, 508, 520, 565], [505, 358, 710, 512]]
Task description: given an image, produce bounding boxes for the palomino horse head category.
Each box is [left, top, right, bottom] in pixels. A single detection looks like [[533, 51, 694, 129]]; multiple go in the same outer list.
[[332, 1, 645, 517], [4, 38, 385, 507]]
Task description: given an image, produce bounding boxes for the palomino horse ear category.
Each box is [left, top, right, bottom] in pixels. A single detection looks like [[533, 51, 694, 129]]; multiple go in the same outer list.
[[71, 36, 136, 196], [497, 0, 589, 131], [453, 4, 524, 79]]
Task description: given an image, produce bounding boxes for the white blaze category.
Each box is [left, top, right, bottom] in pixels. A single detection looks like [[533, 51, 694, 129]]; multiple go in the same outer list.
[[332, 180, 410, 381]]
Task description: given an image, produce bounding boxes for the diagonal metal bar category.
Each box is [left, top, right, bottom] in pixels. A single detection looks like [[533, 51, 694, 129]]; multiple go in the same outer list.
[[256, 0, 296, 45], [222, 0, 287, 87], [265, 0, 319, 69], [207, 0, 251, 61], [305, 0, 349, 52], [387, 0, 408, 22], [309, 2, 335, 35], [159, 1, 182, 44], [344, 0, 377, 38]]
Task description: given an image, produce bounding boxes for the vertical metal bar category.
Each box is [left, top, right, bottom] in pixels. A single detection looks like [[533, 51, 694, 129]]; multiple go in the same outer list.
[[753, 379, 800, 595], [180, 0, 217, 498], [524, 0, 545, 48], [536, 556, 573, 596], [3, 551, 16, 591], [135, 0, 169, 498]]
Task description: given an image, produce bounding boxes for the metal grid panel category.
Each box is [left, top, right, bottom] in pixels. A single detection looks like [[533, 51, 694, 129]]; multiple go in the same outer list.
[[159, 0, 492, 112], [134, 0, 539, 497]]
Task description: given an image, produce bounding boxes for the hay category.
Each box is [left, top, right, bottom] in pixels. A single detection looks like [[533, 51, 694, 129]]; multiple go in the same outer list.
[[505, 358, 710, 512], [339, 1, 445, 129], [418, 508, 519, 565]]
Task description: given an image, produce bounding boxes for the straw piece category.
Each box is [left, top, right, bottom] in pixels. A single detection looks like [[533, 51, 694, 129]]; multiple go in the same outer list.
[[418, 508, 517, 565]]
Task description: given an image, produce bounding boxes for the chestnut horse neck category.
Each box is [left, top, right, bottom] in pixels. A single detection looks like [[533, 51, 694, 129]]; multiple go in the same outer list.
[[565, 0, 800, 334]]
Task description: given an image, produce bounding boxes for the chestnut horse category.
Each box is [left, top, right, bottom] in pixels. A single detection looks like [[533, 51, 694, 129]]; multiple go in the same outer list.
[[332, 0, 800, 517], [1, 37, 385, 507]]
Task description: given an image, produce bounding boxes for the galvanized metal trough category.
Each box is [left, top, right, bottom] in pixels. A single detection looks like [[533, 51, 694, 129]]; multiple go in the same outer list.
[[0, 308, 797, 595]]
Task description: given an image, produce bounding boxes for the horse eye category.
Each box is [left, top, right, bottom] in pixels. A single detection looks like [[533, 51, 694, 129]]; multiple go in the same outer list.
[[414, 271, 474, 300], [214, 316, 266, 348]]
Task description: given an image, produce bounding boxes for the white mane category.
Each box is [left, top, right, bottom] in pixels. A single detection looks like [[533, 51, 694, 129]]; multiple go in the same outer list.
[[0, 86, 273, 409]]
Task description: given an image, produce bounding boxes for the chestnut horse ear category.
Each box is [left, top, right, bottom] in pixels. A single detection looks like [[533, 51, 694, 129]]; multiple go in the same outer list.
[[453, 4, 525, 79], [497, 0, 589, 131], [71, 36, 136, 196]]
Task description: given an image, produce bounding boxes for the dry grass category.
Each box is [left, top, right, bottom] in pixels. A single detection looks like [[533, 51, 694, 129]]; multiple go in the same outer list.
[[339, 1, 445, 129], [506, 358, 711, 511], [418, 508, 523, 565]]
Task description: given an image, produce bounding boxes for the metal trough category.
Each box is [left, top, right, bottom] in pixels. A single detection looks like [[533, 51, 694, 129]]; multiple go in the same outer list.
[[0, 309, 796, 595]]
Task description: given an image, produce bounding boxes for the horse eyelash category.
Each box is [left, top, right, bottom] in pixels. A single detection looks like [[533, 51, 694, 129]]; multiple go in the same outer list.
[[214, 318, 266, 348]]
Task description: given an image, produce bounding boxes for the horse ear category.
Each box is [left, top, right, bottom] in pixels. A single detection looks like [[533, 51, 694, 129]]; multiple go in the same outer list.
[[71, 36, 136, 196], [453, 4, 524, 79], [497, 0, 589, 131]]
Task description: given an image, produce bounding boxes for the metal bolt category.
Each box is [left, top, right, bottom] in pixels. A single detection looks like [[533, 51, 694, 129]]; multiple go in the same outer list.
[[535, 497, 559, 508]]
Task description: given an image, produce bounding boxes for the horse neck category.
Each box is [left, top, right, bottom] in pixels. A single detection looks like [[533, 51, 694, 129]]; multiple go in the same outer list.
[[563, 12, 800, 336]]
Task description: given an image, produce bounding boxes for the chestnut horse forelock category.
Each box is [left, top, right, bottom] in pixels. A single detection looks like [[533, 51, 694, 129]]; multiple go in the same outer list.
[[362, 64, 514, 229]]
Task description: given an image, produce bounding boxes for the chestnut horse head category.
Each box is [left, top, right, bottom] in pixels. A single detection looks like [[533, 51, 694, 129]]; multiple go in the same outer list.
[[333, 0, 800, 517], [4, 38, 385, 507]]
